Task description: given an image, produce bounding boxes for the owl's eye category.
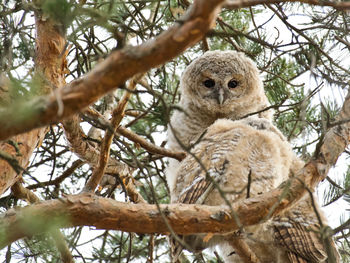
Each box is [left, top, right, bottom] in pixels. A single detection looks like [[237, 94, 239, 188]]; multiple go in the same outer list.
[[228, 80, 239, 89], [203, 79, 215, 88]]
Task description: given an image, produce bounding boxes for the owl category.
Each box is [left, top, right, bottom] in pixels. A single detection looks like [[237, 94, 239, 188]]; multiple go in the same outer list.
[[167, 51, 339, 262], [167, 50, 272, 196]]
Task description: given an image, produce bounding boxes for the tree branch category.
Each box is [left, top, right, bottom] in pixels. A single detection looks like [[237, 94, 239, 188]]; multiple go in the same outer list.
[[117, 126, 187, 161], [0, 0, 225, 141], [2, 86, 350, 249], [83, 75, 140, 192], [83, 107, 187, 161], [62, 115, 133, 176], [227, 238, 261, 263], [26, 159, 85, 190], [0, 165, 316, 250]]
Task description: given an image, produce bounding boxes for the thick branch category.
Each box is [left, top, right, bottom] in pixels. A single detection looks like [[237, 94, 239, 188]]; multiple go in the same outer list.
[[0, 0, 224, 141], [2, 89, 350, 248], [0, 169, 317, 249], [315, 91, 350, 176]]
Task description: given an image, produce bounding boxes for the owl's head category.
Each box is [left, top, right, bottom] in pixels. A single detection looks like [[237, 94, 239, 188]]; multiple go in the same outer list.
[[180, 50, 271, 120]]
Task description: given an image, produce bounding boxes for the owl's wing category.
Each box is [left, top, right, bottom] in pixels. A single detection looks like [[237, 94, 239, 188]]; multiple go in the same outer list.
[[273, 218, 339, 263], [178, 173, 216, 204], [170, 167, 220, 262]]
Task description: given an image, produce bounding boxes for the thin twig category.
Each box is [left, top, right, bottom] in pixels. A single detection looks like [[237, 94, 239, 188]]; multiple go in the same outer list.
[[83, 108, 186, 161], [27, 159, 85, 190], [83, 74, 143, 192]]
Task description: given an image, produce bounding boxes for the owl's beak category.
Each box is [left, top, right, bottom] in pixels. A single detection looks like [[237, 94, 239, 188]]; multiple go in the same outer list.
[[218, 89, 225, 105]]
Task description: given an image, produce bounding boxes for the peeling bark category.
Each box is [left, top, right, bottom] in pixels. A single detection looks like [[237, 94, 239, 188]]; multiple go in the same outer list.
[[0, 17, 67, 195]]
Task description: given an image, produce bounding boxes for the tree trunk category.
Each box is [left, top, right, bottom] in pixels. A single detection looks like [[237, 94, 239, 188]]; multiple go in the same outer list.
[[0, 16, 67, 195]]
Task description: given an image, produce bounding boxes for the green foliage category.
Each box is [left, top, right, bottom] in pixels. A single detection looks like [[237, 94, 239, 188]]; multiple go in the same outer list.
[[265, 57, 299, 102], [42, 0, 75, 28], [15, 40, 33, 61], [18, 235, 62, 262], [1, 0, 350, 262], [323, 167, 350, 207]]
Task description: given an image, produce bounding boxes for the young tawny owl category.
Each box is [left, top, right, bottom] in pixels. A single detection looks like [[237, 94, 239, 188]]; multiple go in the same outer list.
[[167, 51, 272, 195], [167, 51, 339, 262]]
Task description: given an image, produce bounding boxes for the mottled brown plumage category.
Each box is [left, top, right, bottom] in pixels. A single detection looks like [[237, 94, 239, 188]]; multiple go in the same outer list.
[[273, 195, 340, 263], [167, 51, 339, 262], [170, 118, 296, 262]]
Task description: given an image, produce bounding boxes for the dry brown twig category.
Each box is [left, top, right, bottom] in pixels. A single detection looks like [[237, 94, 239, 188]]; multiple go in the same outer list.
[[83, 107, 186, 161], [26, 159, 85, 190], [83, 74, 143, 192], [228, 238, 261, 263]]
